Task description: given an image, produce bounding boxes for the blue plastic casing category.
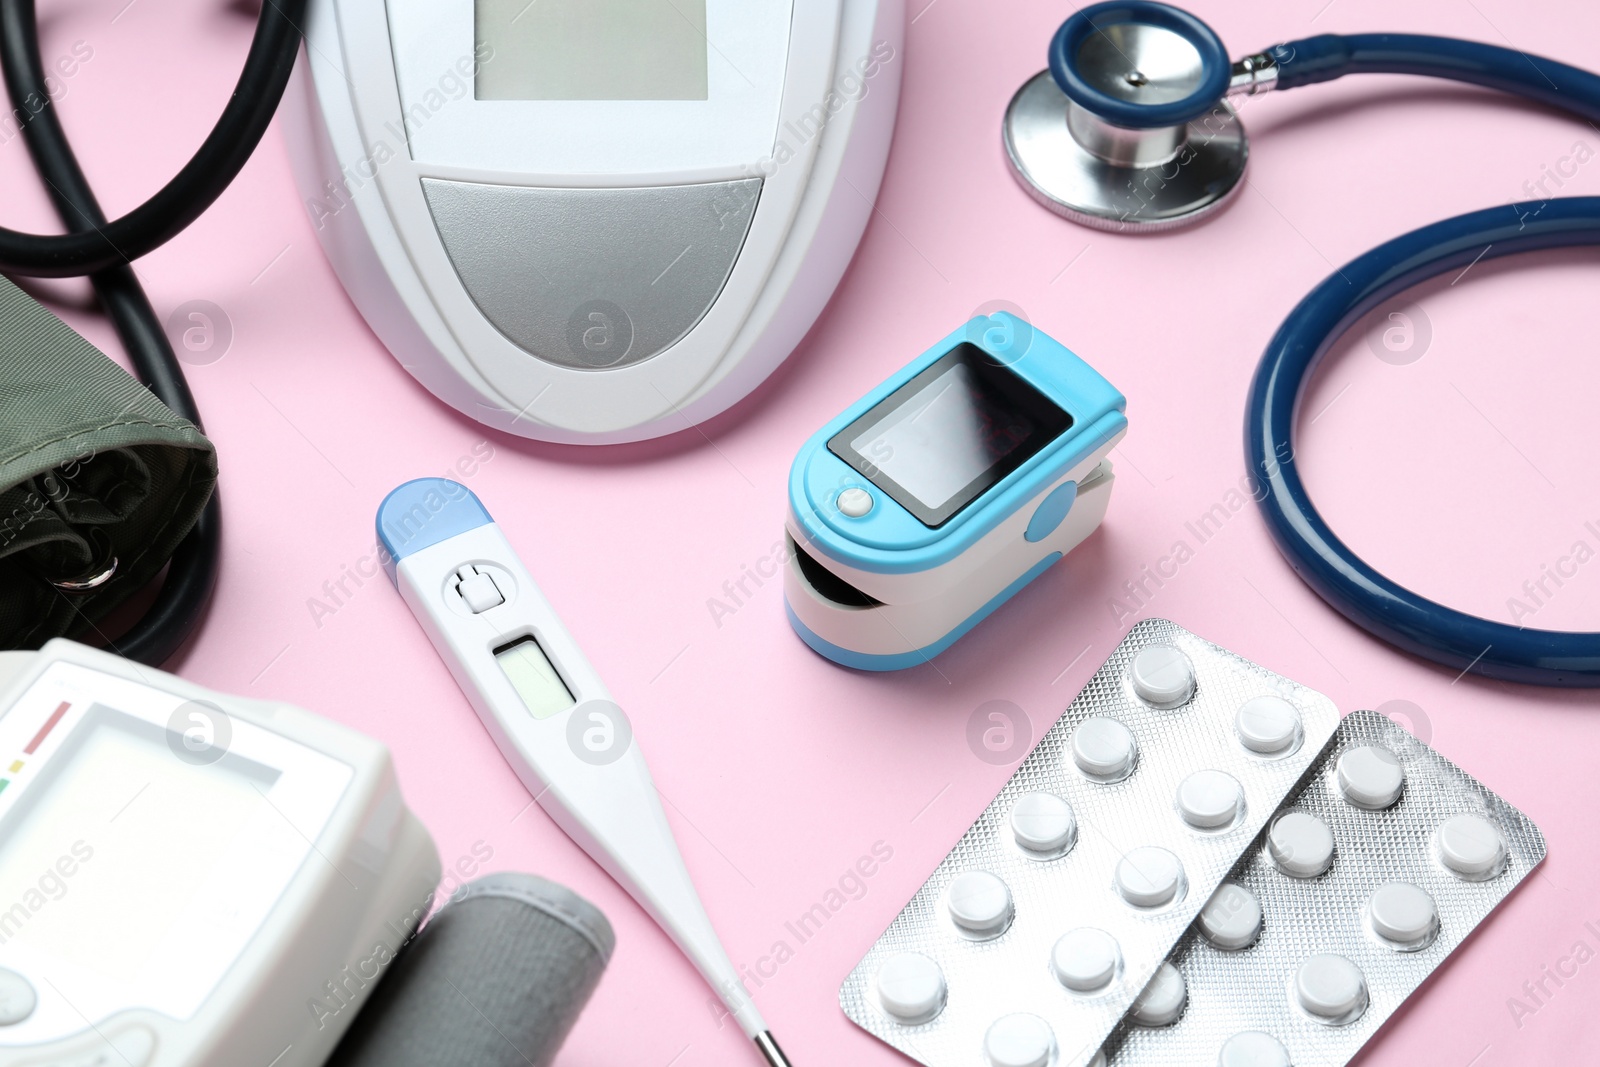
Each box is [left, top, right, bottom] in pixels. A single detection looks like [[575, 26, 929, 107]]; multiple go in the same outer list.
[[376, 478, 494, 583], [788, 313, 1127, 577]]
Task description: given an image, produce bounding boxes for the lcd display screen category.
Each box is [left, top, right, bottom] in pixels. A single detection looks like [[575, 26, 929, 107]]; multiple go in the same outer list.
[[0, 706, 280, 990], [495, 636, 576, 720], [828, 343, 1072, 527], [475, 0, 709, 101]]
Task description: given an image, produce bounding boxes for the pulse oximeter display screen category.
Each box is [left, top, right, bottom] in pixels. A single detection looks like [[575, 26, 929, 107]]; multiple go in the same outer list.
[[829, 343, 1072, 527]]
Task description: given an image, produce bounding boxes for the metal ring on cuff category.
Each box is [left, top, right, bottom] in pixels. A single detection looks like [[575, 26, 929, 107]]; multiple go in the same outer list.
[[49, 529, 119, 592]]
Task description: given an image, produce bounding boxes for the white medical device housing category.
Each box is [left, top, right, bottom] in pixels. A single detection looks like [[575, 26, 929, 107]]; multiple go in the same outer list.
[[284, 0, 904, 445], [0, 642, 440, 1067]]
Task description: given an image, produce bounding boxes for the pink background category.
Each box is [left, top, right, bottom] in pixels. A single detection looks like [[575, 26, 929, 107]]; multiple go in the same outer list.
[[5, 0, 1599, 1063]]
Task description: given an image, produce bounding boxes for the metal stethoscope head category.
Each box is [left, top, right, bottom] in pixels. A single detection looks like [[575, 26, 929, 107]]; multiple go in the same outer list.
[[1004, 1, 1277, 232]]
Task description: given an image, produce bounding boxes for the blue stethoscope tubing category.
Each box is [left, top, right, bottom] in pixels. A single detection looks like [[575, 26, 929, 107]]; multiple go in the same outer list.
[[1246, 32, 1600, 686]]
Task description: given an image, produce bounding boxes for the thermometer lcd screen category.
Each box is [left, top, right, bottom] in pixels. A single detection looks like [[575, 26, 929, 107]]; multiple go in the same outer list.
[[475, 0, 709, 101], [495, 637, 577, 720], [830, 343, 1072, 527]]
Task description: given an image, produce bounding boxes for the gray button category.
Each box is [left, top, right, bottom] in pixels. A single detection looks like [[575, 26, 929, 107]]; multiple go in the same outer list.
[[422, 178, 762, 370], [0, 967, 36, 1025]]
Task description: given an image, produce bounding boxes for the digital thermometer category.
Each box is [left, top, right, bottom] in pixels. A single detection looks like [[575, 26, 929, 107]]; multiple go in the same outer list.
[[376, 480, 791, 1066], [285, 0, 904, 445], [785, 313, 1128, 669], [0, 641, 440, 1067]]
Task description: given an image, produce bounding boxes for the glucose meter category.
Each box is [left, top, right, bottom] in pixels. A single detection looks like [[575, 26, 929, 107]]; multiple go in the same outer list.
[[377, 480, 792, 1066], [284, 0, 904, 445], [0, 641, 439, 1067], [785, 313, 1127, 669]]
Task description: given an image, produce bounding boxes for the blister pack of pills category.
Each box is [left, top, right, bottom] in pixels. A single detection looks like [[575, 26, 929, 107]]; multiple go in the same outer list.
[[1101, 708, 1546, 1067], [839, 619, 1342, 1067]]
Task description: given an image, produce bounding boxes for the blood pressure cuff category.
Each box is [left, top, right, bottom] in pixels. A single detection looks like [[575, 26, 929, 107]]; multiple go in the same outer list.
[[0, 276, 216, 649], [328, 872, 614, 1067]]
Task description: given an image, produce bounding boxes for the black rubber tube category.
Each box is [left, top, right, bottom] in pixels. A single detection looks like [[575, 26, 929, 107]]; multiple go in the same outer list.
[[0, 0, 307, 278], [0, 0, 295, 662]]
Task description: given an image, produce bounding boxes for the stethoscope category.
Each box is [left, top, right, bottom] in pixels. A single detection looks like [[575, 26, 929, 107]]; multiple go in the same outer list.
[[1006, 1, 1600, 687]]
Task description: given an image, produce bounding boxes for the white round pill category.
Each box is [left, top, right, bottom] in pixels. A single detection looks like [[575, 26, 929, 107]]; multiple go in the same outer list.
[[1012, 792, 1077, 854], [1235, 696, 1302, 755], [1115, 846, 1185, 908], [1051, 928, 1121, 992], [1071, 717, 1137, 780], [1130, 962, 1187, 1027], [1336, 745, 1405, 810], [1437, 813, 1507, 879], [1368, 882, 1439, 947], [1217, 1031, 1291, 1067], [1294, 953, 1368, 1023], [947, 871, 1014, 937], [1268, 812, 1335, 878], [875, 952, 946, 1024], [983, 1013, 1055, 1067], [1199, 882, 1263, 950], [1177, 770, 1244, 830], [1130, 645, 1196, 707]]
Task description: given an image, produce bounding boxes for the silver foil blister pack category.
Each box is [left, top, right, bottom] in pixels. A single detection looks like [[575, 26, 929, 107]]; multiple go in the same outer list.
[[1104, 708, 1546, 1067], [840, 619, 1341, 1067]]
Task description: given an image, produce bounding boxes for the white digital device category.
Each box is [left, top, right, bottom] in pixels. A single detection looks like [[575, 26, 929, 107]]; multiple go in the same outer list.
[[0, 641, 440, 1067], [283, 0, 905, 445], [376, 479, 791, 1066], [785, 313, 1127, 670]]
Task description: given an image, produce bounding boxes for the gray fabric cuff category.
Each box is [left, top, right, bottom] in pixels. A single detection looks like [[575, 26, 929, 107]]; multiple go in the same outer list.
[[327, 872, 615, 1067], [0, 276, 216, 649]]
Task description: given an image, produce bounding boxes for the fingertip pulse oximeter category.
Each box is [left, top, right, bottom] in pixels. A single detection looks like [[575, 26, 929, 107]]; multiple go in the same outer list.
[[784, 313, 1126, 670]]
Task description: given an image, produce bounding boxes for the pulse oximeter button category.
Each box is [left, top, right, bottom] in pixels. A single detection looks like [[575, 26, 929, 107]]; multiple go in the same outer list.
[[1130, 645, 1195, 707], [983, 1013, 1056, 1067], [1011, 792, 1077, 854], [1218, 1031, 1292, 1067], [1114, 846, 1185, 908], [1071, 716, 1137, 781], [1130, 962, 1187, 1027], [1336, 745, 1405, 810], [1436, 814, 1507, 879], [947, 871, 1014, 938], [1199, 883, 1262, 950], [875, 952, 947, 1024], [1293, 953, 1368, 1023], [836, 487, 874, 517], [1235, 696, 1302, 755], [1176, 769, 1243, 830], [1268, 812, 1336, 878], [0, 968, 36, 1025], [1367, 882, 1439, 948], [1050, 927, 1121, 992]]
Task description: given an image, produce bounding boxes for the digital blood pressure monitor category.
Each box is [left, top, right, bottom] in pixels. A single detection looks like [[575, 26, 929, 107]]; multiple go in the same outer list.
[[785, 313, 1127, 669], [284, 0, 904, 445], [0, 642, 439, 1067]]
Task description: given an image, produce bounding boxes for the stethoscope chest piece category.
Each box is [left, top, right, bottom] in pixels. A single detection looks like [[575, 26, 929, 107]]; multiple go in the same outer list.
[[1004, 1, 1267, 232]]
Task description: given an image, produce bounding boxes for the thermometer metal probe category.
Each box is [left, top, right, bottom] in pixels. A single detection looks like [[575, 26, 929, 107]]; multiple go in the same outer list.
[[378, 479, 790, 1066]]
